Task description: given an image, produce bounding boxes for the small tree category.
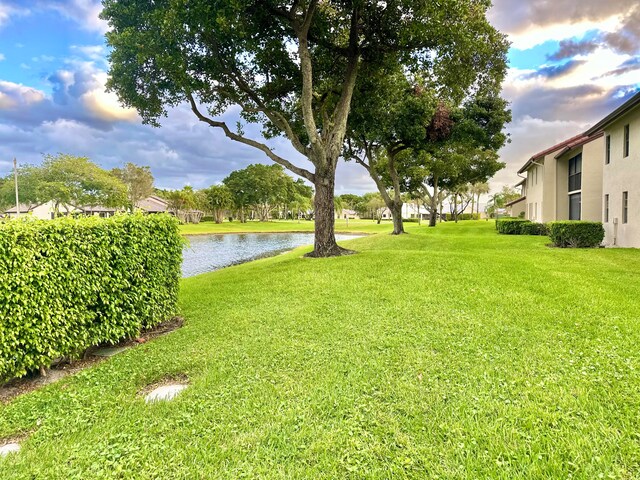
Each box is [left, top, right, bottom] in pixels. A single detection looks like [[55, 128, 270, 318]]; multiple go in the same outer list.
[[111, 163, 154, 208], [203, 185, 233, 224]]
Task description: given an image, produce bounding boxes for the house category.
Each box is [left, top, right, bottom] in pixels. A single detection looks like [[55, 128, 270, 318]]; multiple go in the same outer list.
[[4, 201, 80, 219], [585, 91, 640, 247], [135, 195, 169, 214], [79, 205, 118, 218], [517, 132, 604, 223], [336, 208, 359, 220]]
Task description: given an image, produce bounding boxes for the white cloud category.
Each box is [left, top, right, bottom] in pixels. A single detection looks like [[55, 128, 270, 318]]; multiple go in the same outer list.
[[0, 81, 46, 109], [506, 15, 622, 50], [49, 0, 107, 34], [0, 53, 5, 61]]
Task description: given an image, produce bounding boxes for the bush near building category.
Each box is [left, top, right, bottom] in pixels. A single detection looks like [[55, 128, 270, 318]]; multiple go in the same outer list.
[[548, 221, 605, 248], [0, 214, 183, 381], [496, 218, 548, 235]]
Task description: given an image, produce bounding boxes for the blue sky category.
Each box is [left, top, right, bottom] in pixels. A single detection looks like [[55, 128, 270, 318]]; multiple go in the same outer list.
[[1, 1, 639, 194]]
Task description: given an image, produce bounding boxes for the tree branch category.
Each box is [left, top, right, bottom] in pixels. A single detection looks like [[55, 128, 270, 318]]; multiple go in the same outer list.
[[296, 1, 323, 161], [188, 94, 315, 183]]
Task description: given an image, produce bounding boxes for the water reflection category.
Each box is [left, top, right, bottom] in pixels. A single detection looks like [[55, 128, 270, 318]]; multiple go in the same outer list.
[[181, 232, 362, 278]]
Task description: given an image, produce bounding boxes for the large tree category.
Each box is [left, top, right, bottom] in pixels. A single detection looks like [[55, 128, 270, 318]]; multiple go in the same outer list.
[[102, 0, 508, 257]]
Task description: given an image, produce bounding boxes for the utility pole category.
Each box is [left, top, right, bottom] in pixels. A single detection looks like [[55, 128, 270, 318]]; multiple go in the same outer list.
[[13, 158, 20, 217]]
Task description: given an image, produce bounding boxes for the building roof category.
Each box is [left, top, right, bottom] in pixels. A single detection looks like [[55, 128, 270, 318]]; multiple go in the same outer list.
[[585, 90, 640, 136], [515, 178, 526, 187], [554, 131, 604, 159], [79, 205, 118, 213], [505, 196, 526, 207], [135, 195, 168, 213], [4, 203, 39, 213], [517, 133, 587, 174]]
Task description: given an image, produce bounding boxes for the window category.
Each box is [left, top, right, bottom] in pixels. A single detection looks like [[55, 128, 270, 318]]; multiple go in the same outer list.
[[604, 194, 609, 223], [568, 153, 582, 192], [623, 191, 628, 224], [606, 135, 611, 164], [624, 124, 630, 157], [569, 193, 581, 220]]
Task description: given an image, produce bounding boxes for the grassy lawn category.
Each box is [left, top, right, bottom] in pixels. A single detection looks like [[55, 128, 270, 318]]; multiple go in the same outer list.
[[2, 221, 640, 478], [180, 218, 393, 235]]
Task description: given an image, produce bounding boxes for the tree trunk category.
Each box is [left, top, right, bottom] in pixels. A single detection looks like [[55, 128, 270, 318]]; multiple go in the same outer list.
[[306, 170, 350, 257], [454, 194, 459, 223], [391, 202, 405, 235]]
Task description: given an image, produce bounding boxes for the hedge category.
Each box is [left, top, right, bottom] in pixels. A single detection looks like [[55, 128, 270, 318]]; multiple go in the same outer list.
[[496, 218, 547, 235], [0, 214, 183, 381], [548, 221, 605, 248]]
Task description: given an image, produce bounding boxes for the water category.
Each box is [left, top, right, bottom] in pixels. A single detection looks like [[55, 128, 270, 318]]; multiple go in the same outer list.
[[181, 232, 363, 278]]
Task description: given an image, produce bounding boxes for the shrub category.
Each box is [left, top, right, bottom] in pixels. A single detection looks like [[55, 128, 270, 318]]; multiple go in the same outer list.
[[496, 218, 529, 234], [519, 221, 548, 236], [496, 218, 548, 236], [443, 213, 481, 221], [548, 221, 605, 248], [0, 214, 183, 381]]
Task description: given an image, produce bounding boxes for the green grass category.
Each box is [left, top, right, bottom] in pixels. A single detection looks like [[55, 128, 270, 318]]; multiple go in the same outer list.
[[180, 218, 394, 235], [2, 221, 640, 478]]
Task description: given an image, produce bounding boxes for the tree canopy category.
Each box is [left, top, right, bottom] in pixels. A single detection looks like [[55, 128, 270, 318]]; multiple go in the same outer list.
[[111, 163, 155, 207], [102, 0, 509, 256], [0, 154, 127, 212], [223, 164, 312, 222]]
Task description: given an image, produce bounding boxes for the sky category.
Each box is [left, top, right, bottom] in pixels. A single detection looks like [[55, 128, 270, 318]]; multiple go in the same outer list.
[[0, 1, 639, 195]]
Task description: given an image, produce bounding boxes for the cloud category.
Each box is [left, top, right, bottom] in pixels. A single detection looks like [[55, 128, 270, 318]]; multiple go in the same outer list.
[[548, 39, 599, 61], [0, 81, 46, 109], [0, 3, 29, 29], [0, 53, 4, 61], [48, 0, 107, 34], [523, 60, 587, 80], [601, 57, 640, 77], [543, 6, 640, 60]]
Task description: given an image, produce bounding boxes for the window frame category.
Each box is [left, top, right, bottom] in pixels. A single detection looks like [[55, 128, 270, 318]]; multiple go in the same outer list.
[[569, 192, 581, 220], [604, 194, 609, 223], [605, 135, 611, 164], [568, 153, 582, 193], [622, 191, 628, 224], [624, 124, 630, 158]]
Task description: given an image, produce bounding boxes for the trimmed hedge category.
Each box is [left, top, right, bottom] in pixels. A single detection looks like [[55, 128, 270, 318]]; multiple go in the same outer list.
[[0, 214, 183, 381], [548, 221, 605, 248], [496, 218, 547, 235]]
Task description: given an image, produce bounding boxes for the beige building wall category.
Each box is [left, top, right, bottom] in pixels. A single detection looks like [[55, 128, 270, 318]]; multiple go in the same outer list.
[[581, 137, 605, 221], [524, 162, 545, 222], [554, 136, 604, 222], [541, 151, 558, 222], [508, 197, 526, 217], [602, 106, 640, 247]]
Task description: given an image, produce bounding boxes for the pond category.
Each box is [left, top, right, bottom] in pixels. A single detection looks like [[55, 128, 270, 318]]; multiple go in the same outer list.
[[181, 232, 364, 278]]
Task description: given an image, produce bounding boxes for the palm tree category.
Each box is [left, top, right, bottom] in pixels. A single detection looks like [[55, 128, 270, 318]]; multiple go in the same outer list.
[[470, 182, 490, 217]]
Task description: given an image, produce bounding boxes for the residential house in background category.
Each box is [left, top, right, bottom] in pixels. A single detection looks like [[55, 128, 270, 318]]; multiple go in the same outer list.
[[4, 201, 81, 219], [135, 195, 169, 214], [585, 91, 640, 247]]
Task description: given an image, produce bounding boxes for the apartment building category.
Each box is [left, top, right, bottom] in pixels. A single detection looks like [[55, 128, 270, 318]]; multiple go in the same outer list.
[[509, 90, 640, 247], [586, 91, 640, 247], [517, 133, 604, 223]]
